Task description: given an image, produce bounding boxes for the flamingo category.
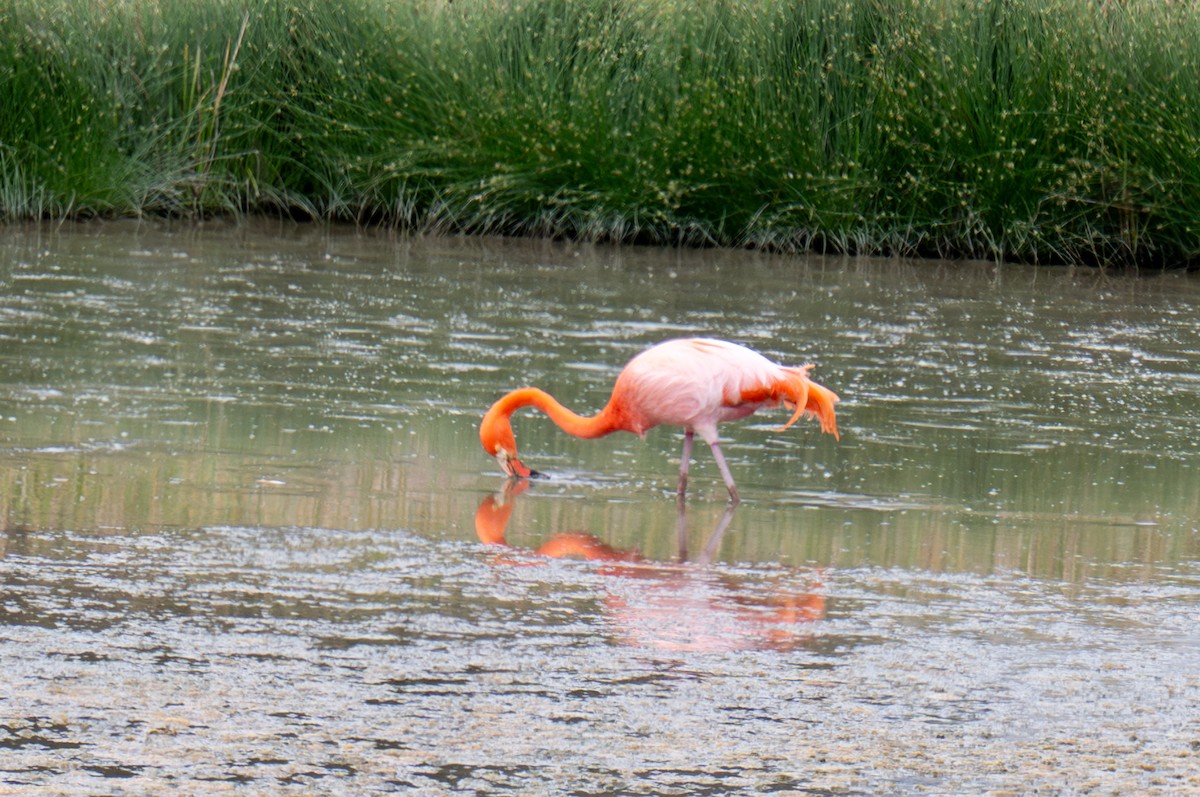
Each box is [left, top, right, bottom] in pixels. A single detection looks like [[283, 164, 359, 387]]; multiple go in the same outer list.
[[479, 337, 839, 502]]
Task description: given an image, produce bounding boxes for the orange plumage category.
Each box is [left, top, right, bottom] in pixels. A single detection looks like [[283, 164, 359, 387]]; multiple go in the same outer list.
[[480, 338, 839, 501]]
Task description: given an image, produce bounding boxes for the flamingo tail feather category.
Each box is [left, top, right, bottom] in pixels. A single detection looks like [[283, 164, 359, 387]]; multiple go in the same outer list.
[[778, 366, 839, 440]]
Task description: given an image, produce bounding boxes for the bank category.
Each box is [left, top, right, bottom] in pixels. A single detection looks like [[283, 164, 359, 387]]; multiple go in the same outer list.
[[2, 0, 1199, 267]]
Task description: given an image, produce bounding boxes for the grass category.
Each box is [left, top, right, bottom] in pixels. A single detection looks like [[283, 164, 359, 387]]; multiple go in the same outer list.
[[1, 0, 1199, 266]]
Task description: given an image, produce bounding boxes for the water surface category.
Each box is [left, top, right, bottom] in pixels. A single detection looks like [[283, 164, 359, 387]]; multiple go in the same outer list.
[[1, 221, 1197, 794]]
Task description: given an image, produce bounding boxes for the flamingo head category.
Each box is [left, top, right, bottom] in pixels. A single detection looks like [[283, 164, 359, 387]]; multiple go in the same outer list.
[[480, 403, 541, 479]]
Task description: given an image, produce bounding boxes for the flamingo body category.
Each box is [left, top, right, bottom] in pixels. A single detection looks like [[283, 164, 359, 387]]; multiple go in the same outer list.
[[479, 338, 839, 501]]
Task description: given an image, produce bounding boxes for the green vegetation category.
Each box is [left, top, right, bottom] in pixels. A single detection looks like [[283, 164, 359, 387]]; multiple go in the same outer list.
[[2, 0, 1199, 266]]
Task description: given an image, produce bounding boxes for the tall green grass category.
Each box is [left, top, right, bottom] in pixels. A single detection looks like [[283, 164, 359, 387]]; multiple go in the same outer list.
[[2, 0, 1199, 266]]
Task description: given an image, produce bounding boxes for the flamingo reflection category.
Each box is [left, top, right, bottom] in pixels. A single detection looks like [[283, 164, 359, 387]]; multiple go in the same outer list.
[[474, 481, 825, 652]]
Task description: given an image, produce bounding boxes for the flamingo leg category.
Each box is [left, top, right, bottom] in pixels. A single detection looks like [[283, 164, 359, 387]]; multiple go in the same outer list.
[[675, 492, 689, 561], [677, 430, 694, 499], [707, 439, 741, 505], [698, 503, 737, 565]]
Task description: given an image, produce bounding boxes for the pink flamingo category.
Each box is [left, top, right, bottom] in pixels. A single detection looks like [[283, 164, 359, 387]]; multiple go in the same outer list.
[[479, 338, 840, 502]]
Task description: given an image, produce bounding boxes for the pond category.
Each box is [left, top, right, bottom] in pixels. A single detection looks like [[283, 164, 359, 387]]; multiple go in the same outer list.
[[1, 220, 1197, 795]]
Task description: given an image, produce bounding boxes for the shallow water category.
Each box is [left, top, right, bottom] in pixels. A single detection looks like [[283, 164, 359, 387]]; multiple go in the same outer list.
[[1, 220, 1198, 795]]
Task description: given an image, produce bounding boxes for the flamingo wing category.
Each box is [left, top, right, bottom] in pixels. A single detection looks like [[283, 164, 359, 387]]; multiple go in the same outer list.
[[612, 338, 827, 439]]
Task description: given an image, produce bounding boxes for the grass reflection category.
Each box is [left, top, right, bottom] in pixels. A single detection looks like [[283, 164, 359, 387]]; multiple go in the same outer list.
[[1, 405, 1194, 586]]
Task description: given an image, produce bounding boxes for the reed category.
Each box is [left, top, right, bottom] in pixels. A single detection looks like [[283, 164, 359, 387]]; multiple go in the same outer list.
[[1, 0, 1198, 266]]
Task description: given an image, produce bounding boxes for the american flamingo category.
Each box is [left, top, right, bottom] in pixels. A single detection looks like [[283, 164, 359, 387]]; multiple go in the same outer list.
[[479, 337, 839, 502]]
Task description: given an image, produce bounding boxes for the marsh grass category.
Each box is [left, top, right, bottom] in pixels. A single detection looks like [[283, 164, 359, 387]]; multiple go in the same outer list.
[[1, 0, 1199, 266]]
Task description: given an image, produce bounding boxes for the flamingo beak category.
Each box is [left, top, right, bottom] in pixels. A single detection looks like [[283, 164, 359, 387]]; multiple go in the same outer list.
[[497, 451, 543, 480]]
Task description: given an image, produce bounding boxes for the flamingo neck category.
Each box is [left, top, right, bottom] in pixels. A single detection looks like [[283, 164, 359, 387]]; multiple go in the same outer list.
[[492, 387, 621, 440]]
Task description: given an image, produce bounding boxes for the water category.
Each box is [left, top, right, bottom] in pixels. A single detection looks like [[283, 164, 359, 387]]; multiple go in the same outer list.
[[1, 220, 1197, 795]]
